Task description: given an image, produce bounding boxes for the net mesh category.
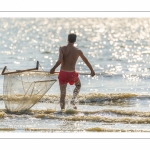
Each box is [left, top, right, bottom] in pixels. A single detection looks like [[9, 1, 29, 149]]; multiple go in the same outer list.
[[2, 63, 56, 113]]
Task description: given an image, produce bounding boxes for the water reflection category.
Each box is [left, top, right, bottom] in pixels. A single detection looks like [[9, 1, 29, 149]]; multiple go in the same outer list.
[[1, 18, 150, 94]]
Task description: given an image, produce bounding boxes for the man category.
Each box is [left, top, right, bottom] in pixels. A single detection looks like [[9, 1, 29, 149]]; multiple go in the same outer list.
[[50, 33, 95, 110]]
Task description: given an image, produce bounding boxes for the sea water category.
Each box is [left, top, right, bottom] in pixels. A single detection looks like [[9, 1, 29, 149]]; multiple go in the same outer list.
[[1, 18, 150, 132]]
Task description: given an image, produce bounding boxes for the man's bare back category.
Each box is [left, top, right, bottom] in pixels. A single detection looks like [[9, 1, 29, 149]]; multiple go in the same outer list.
[[58, 43, 95, 75], [59, 44, 80, 71]]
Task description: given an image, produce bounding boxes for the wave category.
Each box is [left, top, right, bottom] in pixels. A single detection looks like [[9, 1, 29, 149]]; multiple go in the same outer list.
[[24, 127, 150, 132], [33, 114, 150, 124], [40, 93, 139, 104], [2, 127, 148, 132], [29, 93, 137, 104], [24, 128, 83, 132], [28, 108, 150, 118], [2, 108, 150, 124], [85, 127, 149, 132], [1, 92, 150, 109], [0, 92, 145, 103], [0, 127, 148, 132], [0, 128, 15, 131]]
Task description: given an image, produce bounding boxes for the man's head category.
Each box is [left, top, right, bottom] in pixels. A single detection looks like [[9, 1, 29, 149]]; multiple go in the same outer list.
[[68, 33, 77, 43]]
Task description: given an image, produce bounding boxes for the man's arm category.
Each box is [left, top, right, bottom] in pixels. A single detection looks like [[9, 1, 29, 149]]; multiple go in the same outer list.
[[50, 47, 63, 74], [50, 60, 61, 74], [78, 50, 95, 77]]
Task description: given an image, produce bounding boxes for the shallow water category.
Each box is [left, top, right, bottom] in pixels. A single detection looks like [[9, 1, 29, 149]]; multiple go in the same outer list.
[[1, 18, 150, 132], [1, 95, 150, 132]]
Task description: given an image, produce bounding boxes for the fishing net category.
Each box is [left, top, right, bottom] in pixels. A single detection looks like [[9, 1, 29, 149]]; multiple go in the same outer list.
[[1, 61, 57, 113]]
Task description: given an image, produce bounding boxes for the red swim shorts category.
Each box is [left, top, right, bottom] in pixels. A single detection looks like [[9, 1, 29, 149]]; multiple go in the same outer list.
[[58, 70, 79, 85]]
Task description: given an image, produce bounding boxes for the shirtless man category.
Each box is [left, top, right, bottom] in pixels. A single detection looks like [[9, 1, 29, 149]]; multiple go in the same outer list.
[[50, 33, 95, 110]]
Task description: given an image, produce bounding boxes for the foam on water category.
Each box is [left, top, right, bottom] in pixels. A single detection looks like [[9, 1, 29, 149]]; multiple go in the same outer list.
[[0, 111, 5, 118], [0, 128, 15, 131], [0, 92, 138, 103], [85, 127, 149, 132], [2, 108, 150, 124]]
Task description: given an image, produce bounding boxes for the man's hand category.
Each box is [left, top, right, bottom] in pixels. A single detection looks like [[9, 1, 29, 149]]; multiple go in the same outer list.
[[50, 60, 61, 74], [90, 70, 95, 77], [50, 68, 55, 74]]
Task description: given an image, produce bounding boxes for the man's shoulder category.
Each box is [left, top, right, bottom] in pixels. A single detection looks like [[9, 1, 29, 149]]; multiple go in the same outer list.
[[59, 46, 67, 51], [75, 47, 81, 51], [60, 46, 66, 49], [75, 48, 83, 56], [60, 46, 67, 48], [76, 47, 82, 53]]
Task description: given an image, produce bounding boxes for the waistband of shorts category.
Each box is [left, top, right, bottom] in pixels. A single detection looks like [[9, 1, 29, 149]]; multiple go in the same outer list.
[[60, 70, 75, 73]]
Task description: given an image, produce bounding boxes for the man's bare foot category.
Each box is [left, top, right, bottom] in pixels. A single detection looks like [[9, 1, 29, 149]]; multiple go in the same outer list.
[[70, 100, 77, 109]]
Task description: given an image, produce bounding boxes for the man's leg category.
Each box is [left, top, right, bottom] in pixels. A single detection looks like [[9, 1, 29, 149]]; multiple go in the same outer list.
[[71, 79, 81, 109], [73, 79, 81, 99], [59, 84, 67, 110]]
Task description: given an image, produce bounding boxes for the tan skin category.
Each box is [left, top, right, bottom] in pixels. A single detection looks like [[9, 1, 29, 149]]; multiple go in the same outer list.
[[50, 41, 95, 110]]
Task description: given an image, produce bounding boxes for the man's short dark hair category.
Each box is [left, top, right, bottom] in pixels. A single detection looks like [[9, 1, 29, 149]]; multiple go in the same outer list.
[[68, 33, 77, 43]]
